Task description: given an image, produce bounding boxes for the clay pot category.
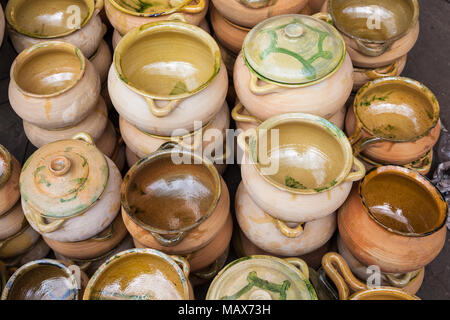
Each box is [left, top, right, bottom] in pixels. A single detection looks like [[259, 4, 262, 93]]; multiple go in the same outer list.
[[21, 133, 122, 242], [322, 252, 420, 300], [234, 14, 353, 122], [238, 113, 365, 222], [0, 5, 4, 45], [6, 0, 106, 57], [0, 202, 26, 240], [211, 0, 309, 28], [109, 20, 228, 136], [0, 145, 21, 216], [9, 41, 101, 130], [3, 238, 50, 269], [309, 0, 326, 13], [0, 222, 40, 259], [189, 246, 229, 286], [338, 166, 448, 273], [83, 248, 192, 300], [89, 39, 112, 85], [350, 77, 441, 165]]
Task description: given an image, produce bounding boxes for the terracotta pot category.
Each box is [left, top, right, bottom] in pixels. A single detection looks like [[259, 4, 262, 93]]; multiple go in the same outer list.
[[309, 0, 326, 13], [0, 202, 26, 240], [238, 113, 365, 222], [189, 246, 229, 286], [211, 0, 309, 28], [21, 133, 122, 243], [3, 238, 50, 269], [89, 39, 112, 85], [235, 182, 336, 256], [0, 223, 40, 259], [0, 5, 4, 46], [125, 146, 140, 168], [9, 41, 101, 130], [216, 39, 237, 78], [322, 252, 420, 300], [109, 20, 228, 136], [0, 145, 21, 216], [83, 248, 192, 300], [234, 14, 353, 122], [350, 77, 441, 165], [6, 0, 106, 57], [338, 166, 448, 273]]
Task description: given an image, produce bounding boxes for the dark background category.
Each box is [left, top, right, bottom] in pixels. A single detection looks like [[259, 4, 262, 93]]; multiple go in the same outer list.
[[0, 0, 449, 299]]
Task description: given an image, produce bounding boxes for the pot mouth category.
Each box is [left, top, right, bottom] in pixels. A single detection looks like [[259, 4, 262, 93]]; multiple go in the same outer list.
[[328, 0, 419, 44], [0, 145, 12, 189], [249, 113, 354, 194], [359, 166, 448, 237], [354, 77, 440, 143], [84, 248, 189, 300], [114, 21, 221, 100], [350, 287, 419, 300], [1, 259, 79, 300], [11, 41, 86, 98], [121, 144, 221, 235], [107, 0, 192, 17], [6, 0, 94, 38]]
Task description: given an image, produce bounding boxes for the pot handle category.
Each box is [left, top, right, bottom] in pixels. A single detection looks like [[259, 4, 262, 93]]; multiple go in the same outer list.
[[249, 73, 281, 95], [26, 204, 65, 234], [237, 128, 257, 156], [275, 219, 304, 238], [365, 60, 399, 80], [172, 129, 203, 151], [209, 142, 231, 163], [166, 13, 187, 22], [158, 141, 180, 151], [146, 98, 182, 117], [355, 39, 392, 57], [344, 157, 366, 182], [91, 222, 114, 241], [322, 252, 368, 300], [232, 102, 260, 124], [284, 258, 309, 280], [170, 255, 191, 279], [150, 231, 187, 247], [352, 136, 385, 157], [94, 0, 104, 13], [180, 0, 206, 13], [311, 12, 333, 25], [72, 132, 95, 145], [385, 269, 421, 288]]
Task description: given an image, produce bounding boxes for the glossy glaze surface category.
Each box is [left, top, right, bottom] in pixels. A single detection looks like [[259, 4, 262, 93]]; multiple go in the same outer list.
[[110, 0, 191, 14]]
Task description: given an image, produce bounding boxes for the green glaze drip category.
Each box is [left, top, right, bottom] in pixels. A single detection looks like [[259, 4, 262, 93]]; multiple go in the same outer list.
[[285, 175, 307, 189], [170, 81, 188, 95]]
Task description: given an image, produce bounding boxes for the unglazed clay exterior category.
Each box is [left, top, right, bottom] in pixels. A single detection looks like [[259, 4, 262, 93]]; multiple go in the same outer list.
[[0, 202, 26, 240], [0, 5, 4, 46], [0, 152, 21, 216], [6, 238, 51, 269], [90, 39, 112, 84], [0, 224, 40, 259]]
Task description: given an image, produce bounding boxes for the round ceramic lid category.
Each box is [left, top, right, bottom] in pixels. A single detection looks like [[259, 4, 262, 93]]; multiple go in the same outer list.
[[207, 256, 317, 300], [20, 135, 109, 219], [111, 0, 192, 15], [243, 14, 345, 85]]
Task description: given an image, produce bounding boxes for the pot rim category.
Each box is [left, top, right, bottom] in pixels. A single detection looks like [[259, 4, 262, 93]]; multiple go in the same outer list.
[[83, 248, 190, 300], [358, 165, 449, 237], [10, 41, 86, 98], [0, 145, 12, 189], [114, 20, 221, 101], [249, 113, 355, 194], [1, 258, 79, 300], [5, 0, 96, 39], [121, 144, 222, 235], [349, 287, 419, 300], [327, 0, 419, 45], [353, 76, 440, 143], [106, 0, 192, 17]]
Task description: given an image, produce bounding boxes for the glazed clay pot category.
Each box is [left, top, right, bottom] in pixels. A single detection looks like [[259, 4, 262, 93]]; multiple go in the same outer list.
[[21, 133, 122, 243], [109, 21, 228, 136], [0, 145, 21, 216], [89, 39, 112, 85], [309, 0, 326, 13], [3, 238, 50, 269], [9, 41, 101, 130], [0, 223, 40, 259], [105, 0, 209, 35], [211, 0, 309, 28], [234, 14, 353, 122], [0, 202, 26, 240], [350, 77, 441, 165], [238, 113, 365, 222], [338, 166, 448, 273], [6, 0, 106, 57], [235, 182, 336, 257]]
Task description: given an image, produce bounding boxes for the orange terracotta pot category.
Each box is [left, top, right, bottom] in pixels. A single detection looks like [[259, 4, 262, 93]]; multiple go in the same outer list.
[[0, 146, 21, 216]]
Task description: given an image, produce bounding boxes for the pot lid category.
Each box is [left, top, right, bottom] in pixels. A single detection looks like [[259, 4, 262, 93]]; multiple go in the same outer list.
[[20, 133, 109, 219], [207, 256, 317, 300], [110, 0, 192, 15], [0, 145, 12, 188], [243, 14, 345, 85]]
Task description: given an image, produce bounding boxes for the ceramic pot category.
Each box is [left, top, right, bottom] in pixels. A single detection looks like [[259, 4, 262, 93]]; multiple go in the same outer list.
[[235, 182, 336, 256], [349, 77, 441, 165], [309, 0, 326, 13], [9, 41, 101, 130], [0, 262, 7, 293], [238, 113, 365, 222], [0, 5, 4, 45], [3, 238, 51, 269], [189, 246, 229, 286], [44, 213, 128, 260], [0, 145, 21, 216], [234, 14, 353, 122], [90, 39, 112, 85], [217, 40, 237, 78], [109, 20, 228, 136], [0, 222, 40, 259], [95, 121, 126, 172], [207, 255, 317, 300], [0, 202, 26, 240], [211, 0, 308, 28], [339, 166, 448, 273], [21, 133, 122, 243], [83, 248, 192, 300], [322, 252, 420, 300], [6, 0, 106, 57]]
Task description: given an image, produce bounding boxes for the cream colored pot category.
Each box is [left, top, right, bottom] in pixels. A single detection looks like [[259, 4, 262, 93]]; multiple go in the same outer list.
[[108, 21, 228, 136], [0, 145, 21, 216], [90, 39, 112, 84], [0, 202, 26, 240], [6, 0, 106, 57], [9, 41, 101, 130]]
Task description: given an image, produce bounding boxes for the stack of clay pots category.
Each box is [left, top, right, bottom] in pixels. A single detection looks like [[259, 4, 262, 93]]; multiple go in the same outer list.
[[320, 0, 419, 91]]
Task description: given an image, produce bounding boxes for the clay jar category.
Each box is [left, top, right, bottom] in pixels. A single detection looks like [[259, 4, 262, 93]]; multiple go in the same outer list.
[[238, 113, 365, 223], [20, 133, 122, 243], [89, 40, 112, 85], [338, 166, 447, 273], [105, 0, 208, 36], [9, 41, 101, 130], [3, 238, 50, 269], [234, 14, 353, 122], [350, 77, 441, 165], [0, 145, 21, 216], [83, 248, 192, 300], [109, 20, 228, 136], [0, 5, 4, 45], [322, 253, 420, 300], [6, 0, 105, 57], [0, 223, 40, 259], [0, 202, 26, 241]]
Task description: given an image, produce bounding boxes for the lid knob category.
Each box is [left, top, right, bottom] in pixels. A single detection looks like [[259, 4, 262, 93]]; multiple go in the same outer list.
[[249, 290, 273, 300], [48, 155, 71, 176], [284, 23, 304, 38]]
